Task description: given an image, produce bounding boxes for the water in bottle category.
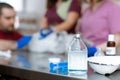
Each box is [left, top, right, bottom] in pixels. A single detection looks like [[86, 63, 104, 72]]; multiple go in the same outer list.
[[68, 34, 88, 77]]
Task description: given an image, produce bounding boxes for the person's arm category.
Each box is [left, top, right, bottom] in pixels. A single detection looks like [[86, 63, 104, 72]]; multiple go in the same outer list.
[[39, 12, 79, 39], [40, 8, 80, 31], [0, 40, 17, 50], [53, 12, 79, 32], [0, 36, 32, 50], [97, 32, 120, 52], [40, 17, 48, 29]]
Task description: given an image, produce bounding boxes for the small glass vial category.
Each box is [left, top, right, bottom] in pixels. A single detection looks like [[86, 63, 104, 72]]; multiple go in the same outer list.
[[106, 34, 116, 56], [94, 48, 105, 56]]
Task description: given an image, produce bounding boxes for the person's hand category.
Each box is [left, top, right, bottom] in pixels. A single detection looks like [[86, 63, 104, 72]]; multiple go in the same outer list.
[[17, 36, 32, 49], [0, 40, 13, 50], [0, 39, 19, 50], [0, 58, 10, 64], [39, 28, 54, 39], [87, 47, 97, 57]]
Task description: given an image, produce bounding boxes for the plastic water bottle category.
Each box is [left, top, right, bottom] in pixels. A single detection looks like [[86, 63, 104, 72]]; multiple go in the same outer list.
[[68, 34, 88, 76]]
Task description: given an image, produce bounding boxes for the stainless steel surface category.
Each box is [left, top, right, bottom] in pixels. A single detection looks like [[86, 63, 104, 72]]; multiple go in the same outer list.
[[0, 50, 120, 80]]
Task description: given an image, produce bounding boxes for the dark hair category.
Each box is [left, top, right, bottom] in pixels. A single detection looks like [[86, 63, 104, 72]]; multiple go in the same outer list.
[[47, 0, 68, 9], [0, 3, 14, 16]]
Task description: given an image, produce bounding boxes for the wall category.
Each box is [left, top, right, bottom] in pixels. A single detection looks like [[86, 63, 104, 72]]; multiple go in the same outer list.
[[17, 0, 47, 30], [25, 0, 47, 15], [115, 0, 120, 5]]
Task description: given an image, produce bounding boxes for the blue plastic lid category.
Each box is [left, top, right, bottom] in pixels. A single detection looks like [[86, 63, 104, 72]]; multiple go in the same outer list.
[[58, 62, 68, 67], [50, 63, 57, 69]]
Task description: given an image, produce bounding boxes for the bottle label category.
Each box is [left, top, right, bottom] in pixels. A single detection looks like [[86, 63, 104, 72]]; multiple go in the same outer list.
[[106, 47, 116, 55]]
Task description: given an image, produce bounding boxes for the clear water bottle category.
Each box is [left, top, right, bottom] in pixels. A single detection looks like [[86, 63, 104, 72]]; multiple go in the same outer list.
[[68, 34, 88, 76]]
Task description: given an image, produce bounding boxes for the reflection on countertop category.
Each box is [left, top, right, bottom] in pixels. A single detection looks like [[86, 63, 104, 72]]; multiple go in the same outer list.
[[0, 50, 120, 80], [88, 73, 111, 80]]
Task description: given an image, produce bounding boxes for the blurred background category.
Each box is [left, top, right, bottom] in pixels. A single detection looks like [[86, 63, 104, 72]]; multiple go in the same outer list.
[[0, 0, 47, 35], [0, 0, 119, 35]]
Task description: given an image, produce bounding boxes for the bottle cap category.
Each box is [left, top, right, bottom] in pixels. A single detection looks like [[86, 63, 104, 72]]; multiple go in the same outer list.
[[108, 34, 115, 41], [48, 57, 61, 64], [75, 34, 81, 38]]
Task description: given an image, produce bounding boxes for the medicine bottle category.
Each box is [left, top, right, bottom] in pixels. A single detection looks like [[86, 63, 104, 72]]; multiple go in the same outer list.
[[106, 34, 116, 56]]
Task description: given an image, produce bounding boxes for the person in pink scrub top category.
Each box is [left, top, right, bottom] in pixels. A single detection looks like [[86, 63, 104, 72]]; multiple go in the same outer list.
[[79, 0, 120, 52]]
